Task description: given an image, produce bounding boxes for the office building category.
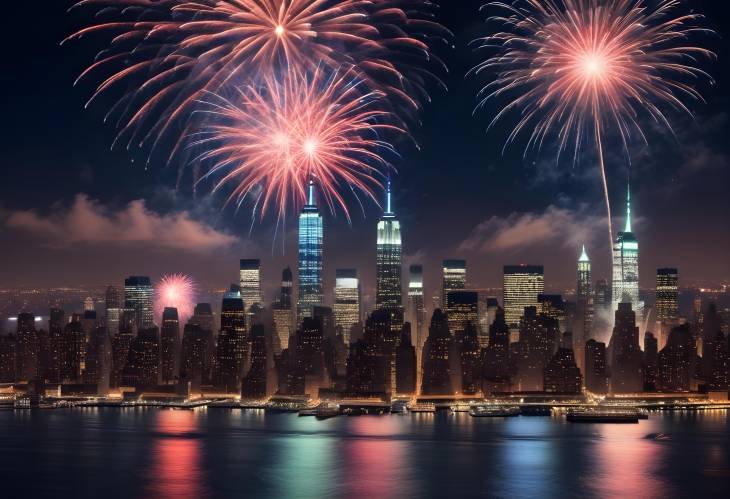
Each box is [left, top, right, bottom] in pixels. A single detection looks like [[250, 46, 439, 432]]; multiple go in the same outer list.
[[160, 307, 180, 383], [333, 269, 361, 343], [609, 303, 644, 393], [239, 259, 262, 311], [575, 246, 594, 371], [446, 290, 479, 336], [612, 188, 642, 319], [124, 276, 154, 331], [407, 265, 426, 350], [585, 339, 608, 394], [655, 268, 679, 349], [421, 309, 452, 395], [297, 181, 324, 322], [503, 265, 545, 329], [273, 267, 294, 352], [105, 285, 122, 335], [375, 180, 404, 329], [442, 260, 467, 306]]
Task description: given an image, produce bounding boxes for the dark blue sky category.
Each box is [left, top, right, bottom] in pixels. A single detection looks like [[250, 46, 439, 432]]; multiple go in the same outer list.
[[1, 0, 729, 305]]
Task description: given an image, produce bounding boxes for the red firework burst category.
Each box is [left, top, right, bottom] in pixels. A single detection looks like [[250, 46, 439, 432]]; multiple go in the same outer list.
[[64, 0, 448, 161], [191, 66, 404, 221], [155, 273, 196, 324], [473, 0, 714, 249]]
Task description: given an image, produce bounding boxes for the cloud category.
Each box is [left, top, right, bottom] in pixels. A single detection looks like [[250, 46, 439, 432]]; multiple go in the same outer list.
[[459, 206, 608, 254], [4, 194, 239, 252]]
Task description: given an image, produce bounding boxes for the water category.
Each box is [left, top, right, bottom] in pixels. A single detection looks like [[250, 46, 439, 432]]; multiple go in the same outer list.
[[1, 409, 729, 498]]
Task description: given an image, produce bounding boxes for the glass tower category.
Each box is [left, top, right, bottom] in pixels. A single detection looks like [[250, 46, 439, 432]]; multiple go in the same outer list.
[[442, 260, 467, 307], [503, 265, 545, 330], [375, 180, 403, 329], [612, 188, 641, 320], [124, 276, 154, 331], [655, 268, 679, 349], [333, 269, 360, 344], [407, 265, 425, 349], [575, 246, 594, 372], [297, 181, 324, 322], [239, 259, 262, 312]]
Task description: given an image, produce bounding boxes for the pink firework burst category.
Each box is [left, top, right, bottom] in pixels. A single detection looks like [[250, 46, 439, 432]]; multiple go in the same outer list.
[[191, 66, 405, 222], [64, 0, 448, 163], [472, 0, 714, 250], [155, 273, 196, 324]]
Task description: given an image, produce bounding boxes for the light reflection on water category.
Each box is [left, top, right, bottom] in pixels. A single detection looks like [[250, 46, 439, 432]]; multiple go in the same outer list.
[[0, 409, 729, 498], [146, 410, 208, 499]]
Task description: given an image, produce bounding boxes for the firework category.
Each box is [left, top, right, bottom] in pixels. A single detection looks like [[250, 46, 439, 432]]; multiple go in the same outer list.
[[64, 0, 448, 163], [472, 0, 714, 248], [191, 66, 404, 222], [155, 273, 196, 324]]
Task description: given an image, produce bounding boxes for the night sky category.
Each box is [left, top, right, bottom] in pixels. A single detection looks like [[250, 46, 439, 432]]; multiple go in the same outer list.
[[1, 1, 729, 307]]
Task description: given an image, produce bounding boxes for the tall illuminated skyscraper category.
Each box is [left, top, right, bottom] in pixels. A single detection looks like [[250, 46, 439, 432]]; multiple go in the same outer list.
[[105, 285, 122, 335], [273, 267, 294, 353], [333, 269, 360, 344], [575, 245, 594, 372], [124, 276, 154, 331], [239, 259, 262, 311], [655, 268, 679, 349], [407, 265, 426, 350], [376, 180, 403, 329], [612, 188, 641, 319], [297, 181, 324, 322], [503, 265, 545, 330], [442, 260, 467, 307]]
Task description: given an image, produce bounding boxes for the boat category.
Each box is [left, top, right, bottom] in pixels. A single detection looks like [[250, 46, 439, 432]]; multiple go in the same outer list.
[[391, 400, 409, 414], [409, 403, 436, 414], [566, 409, 640, 423], [315, 402, 340, 420], [469, 404, 520, 418], [450, 402, 471, 413], [298, 406, 318, 417]]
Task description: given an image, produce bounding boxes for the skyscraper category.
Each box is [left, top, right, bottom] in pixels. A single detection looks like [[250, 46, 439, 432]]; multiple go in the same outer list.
[[442, 260, 467, 306], [655, 268, 679, 349], [503, 265, 545, 330], [445, 291, 479, 336], [272, 267, 294, 353], [160, 307, 180, 384], [239, 259, 262, 311], [105, 285, 122, 335], [585, 339, 608, 394], [421, 309, 452, 395], [124, 276, 154, 331], [215, 293, 248, 392], [15, 313, 38, 382], [333, 269, 360, 344], [376, 180, 403, 329], [297, 181, 324, 322], [574, 245, 594, 372], [407, 265, 426, 350], [609, 303, 644, 393], [395, 323, 417, 395], [612, 188, 641, 319]]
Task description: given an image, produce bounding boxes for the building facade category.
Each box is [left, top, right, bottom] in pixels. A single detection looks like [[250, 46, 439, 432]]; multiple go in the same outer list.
[[297, 181, 324, 322]]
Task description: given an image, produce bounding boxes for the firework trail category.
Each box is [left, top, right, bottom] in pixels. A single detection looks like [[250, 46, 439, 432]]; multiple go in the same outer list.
[[155, 273, 196, 324], [472, 0, 714, 250], [64, 0, 449, 165], [191, 66, 404, 222]]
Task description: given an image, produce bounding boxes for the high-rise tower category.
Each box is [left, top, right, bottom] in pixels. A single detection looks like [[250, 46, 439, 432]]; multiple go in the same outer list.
[[124, 276, 154, 331], [376, 180, 403, 329], [273, 267, 294, 353], [655, 268, 679, 349], [297, 180, 324, 322], [442, 260, 467, 307], [407, 265, 426, 350], [574, 245, 594, 372], [239, 259, 262, 311], [333, 269, 361, 344], [612, 188, 641, 319], [503, 265, 545, 331]]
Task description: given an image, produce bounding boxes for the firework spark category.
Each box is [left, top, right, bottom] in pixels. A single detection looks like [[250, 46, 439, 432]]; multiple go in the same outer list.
[[64, 0, 448, 164], [472, 0, 714, 248], [191, 66, 404, 222], [155, 273, 196, 324]]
